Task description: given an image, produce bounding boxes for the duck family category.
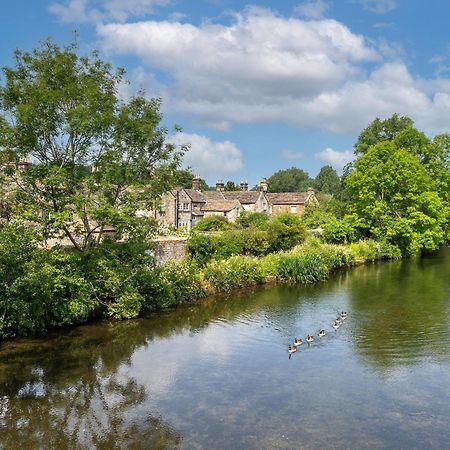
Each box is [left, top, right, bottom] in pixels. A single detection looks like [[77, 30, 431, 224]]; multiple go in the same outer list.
[[288, 311, 348, 355]]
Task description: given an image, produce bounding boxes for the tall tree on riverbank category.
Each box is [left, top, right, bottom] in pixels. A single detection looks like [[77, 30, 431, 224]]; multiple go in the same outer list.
[[0, 39, 185, 251], [267, 167, 312, 192], [346, 117, 450, 256]]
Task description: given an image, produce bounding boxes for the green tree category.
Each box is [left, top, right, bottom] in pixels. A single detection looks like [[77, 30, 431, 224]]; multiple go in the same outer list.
[[313, 165, 340, 194], [354, 113, 413, 155], [267, 167, 312, 192], [346, 141, 449, 255], [224, 180, 239, 191], [0, 39, 185, 251]]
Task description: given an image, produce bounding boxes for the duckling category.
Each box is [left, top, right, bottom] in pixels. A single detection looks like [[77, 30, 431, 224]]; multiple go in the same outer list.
[[335, 317, 342, 325], [332, 322, 340, 330], [340, 311, 348, 320], [306, 335, 314, 343], [318, 329, 326, 338], [288, 345, 297, 354], [294, 338, 303, 346]]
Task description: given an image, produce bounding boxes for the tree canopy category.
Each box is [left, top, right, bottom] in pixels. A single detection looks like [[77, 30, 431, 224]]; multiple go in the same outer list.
[[354, 113, 414, 155], [0, 39, 185, 251], [267, 167, 312, 192], [313, 165, 340, 194]]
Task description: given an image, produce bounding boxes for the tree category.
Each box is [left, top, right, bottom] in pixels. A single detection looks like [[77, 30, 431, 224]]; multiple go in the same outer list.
[[313, 165, 340, 194], [0, 39, 185, 251], [267, 167, 312, 192], [224, 180, 239, 191], [346, 141, 449, 256], [354, 113, 413, 155]]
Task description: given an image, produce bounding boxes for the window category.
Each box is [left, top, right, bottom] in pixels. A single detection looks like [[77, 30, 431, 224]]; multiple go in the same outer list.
[[290, 206, 297, 214], [183, 202, 190, 211]]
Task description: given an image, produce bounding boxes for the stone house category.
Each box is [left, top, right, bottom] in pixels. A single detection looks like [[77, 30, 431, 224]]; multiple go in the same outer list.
[[265, 188, 318, 216]]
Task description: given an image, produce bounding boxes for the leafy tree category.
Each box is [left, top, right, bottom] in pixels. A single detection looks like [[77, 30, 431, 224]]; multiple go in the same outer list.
[[192, 215, 233, 231], [0, 39, 185, 251], [346, 141, 449, 255], [224, 180, 239, 191], [313, 165, 340, 194], [354, 113, 414, 155], [267, 167, 312, 192]]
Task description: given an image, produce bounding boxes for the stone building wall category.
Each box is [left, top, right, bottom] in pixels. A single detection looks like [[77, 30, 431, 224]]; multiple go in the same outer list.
[[151, 237, 188, 266]]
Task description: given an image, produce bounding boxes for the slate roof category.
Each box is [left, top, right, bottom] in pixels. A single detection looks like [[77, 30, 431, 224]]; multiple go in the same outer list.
[[265, 192, 312, 205], [201, 198, 241, 212], [183, 189, 205, 203], [221, 191, 262, 204]]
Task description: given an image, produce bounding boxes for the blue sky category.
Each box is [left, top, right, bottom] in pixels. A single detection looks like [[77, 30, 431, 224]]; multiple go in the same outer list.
[[2, 0, 450, 186]]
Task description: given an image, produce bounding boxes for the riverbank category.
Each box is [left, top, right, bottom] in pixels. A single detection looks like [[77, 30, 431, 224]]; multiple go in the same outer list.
[[0, 225, 402, 341]]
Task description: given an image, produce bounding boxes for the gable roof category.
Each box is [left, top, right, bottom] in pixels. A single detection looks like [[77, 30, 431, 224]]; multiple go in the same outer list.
[[201, 198, 241, 212], [265, 192, 312, 205], [221, 191, 262, 204], [182, 189, 205, 203]]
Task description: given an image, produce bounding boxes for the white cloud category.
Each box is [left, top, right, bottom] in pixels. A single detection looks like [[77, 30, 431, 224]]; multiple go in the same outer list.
[[351, 0, 397, 14], [294, 0, 329, 19], [282, 150, 304, 160], [49, 0, 170, 23], [167, 132, 243, 178], [315, 148, 354, 169], [97, 7, 450, 135]]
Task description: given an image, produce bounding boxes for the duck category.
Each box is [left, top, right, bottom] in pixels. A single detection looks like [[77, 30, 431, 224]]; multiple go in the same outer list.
[[288, 345, 297, 354], [318, 329, 326, 338], [332, 322, 340, 330], [340, 311, 348, 320], [335, 317, 342, 324], [306, 335, 314, 343], [294, 338, 303, 346]]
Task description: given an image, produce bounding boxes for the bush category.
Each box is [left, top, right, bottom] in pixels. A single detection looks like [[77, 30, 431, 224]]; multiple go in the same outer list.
[[322, 217, 356, 244], [237, 211, 270, 228], [203, 256, 265, 292], [267, 213, 307, 252], [278, 253, 330, 284], [240, 228, 271, 256], [193, 215, 234, 231]]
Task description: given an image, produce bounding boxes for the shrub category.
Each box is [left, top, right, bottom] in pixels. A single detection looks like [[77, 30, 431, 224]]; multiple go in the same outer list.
[[203, 256, 265, 292], [193, 215, 234, 231], [322, 217, 356, 244], [187, 232, 218, 266], [237, 211, 270, 228], [278, 253, 330, 284], [240, 228, 271, 256], [267, 213, 307, 252]]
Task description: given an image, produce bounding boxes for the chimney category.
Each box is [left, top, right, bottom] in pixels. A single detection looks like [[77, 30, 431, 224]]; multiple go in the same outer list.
[[259, 178, 268, 192], [307, 187, 315, 194], [216, 179, 224, 192], [240, 180, 248, 191], [192, 174, 201, 191]]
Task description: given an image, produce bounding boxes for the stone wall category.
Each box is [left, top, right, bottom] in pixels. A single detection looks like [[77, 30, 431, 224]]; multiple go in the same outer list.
[[151, 237, 188, 266]]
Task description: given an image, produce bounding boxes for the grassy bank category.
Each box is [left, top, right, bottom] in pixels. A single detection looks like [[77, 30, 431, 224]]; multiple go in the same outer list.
[[0, 221, 401, 340]]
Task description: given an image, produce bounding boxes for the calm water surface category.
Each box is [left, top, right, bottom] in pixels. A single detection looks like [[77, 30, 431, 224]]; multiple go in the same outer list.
[[1, 248, 450, 449]]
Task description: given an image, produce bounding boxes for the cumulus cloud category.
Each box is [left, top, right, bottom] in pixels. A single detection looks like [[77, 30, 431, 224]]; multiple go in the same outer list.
[[315, 148, 354, 169], [167, 132, 243, 178], [351, 0, 397, 14], [96, 7, 450, 135], [49, 0, 169, 23], [294, 0, 329, 19]]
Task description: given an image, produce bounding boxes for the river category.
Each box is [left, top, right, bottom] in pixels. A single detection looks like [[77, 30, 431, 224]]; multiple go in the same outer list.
[[1, 248, 449, 449]]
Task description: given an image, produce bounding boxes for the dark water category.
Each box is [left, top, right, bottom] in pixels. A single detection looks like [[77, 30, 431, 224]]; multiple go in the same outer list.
[[1, 248, 450, 449]]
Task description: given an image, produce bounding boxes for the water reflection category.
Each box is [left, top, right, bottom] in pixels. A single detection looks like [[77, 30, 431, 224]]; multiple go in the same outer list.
[[0, 249, 449, 449], [0, 322, 181, 449]]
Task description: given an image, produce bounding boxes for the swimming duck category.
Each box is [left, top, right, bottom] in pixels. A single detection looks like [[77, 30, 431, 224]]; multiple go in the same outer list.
[[340, 311, 348, 320], [335, 317, 342, 324], [332, 322, 340, 330], [294, 338, 303, 346], [306, 335, 314, 343], [288, 345, 297, 354], [318, 329, 326, 337]]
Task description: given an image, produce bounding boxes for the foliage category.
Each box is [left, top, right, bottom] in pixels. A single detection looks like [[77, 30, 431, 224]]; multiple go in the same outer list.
[[192, 215, 234, 232], [224, 180, 239, 191], [267, 167, 313, 192], [203, 256, 265, 292], [266, 213, 307, 252], [236, 211, 270, 228], [313, 165, 341, 195], [354, 113, 414, 155], [322, 216, 357, 244], [345, 140, 449, 256], [301, 195, 346, 229], [0, 39, 184, 251], [278, 253, 329, 284]]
